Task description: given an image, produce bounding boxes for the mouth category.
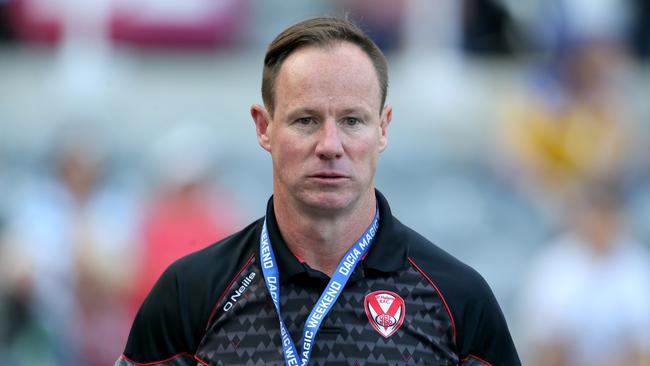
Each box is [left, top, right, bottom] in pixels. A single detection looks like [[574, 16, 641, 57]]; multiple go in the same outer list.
[[307, 172, 350, 183]]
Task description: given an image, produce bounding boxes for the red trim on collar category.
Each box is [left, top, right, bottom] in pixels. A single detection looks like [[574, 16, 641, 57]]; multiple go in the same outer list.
[[293, 252, 305, 263]]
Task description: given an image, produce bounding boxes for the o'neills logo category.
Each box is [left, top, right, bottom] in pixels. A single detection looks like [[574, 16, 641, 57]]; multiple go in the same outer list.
[[364, 291, 405, 338], [223, 272, 256, 312]]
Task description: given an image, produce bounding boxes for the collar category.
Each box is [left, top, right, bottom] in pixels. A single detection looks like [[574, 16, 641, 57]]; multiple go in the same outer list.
[[261, 189, 409, 284]]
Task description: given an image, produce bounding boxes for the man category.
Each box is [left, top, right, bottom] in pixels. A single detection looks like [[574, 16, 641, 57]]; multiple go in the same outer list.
[[117, 16, 520, 366]]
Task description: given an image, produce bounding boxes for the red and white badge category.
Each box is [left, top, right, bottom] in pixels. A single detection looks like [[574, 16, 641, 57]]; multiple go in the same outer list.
[[364, 290, 405, 338]]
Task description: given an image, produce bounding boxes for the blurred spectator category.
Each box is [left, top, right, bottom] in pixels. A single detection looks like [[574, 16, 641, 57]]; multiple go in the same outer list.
[[0, 129, 137, 365], [498, 34, 632, 219], [0, 0, 17, 42], [527, 0, 631, 55], [461, 0, 521, 56], [336, 0, 406, 51], [5, 0, 63, 44], [497, 0, 635, 218], [110, 0, 248, 49], [629, 0, 650, 60], [129, 124, 241, 316], [519, 180, 650, 366]]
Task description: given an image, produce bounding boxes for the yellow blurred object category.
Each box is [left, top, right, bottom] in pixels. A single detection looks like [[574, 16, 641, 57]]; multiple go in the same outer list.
[[501, 95, 627, 203]]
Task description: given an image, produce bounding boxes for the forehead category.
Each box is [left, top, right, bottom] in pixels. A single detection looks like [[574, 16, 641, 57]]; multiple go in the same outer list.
[[274, 42, 381, 112]]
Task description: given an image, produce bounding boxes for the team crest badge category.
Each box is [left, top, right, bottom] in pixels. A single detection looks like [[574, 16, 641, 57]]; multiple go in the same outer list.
[[364, 291, 405, 338]]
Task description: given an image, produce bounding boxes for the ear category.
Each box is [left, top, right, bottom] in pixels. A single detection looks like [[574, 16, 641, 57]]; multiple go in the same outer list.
[[251, 104, 272, 152], [378, 104, 392, 153]]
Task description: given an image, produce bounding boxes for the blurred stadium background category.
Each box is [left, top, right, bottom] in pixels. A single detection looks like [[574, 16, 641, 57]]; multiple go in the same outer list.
[[0, 0, 649, 365]]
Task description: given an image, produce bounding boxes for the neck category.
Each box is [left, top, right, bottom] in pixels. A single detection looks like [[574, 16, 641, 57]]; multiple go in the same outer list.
[[273, 191, 376, 277]]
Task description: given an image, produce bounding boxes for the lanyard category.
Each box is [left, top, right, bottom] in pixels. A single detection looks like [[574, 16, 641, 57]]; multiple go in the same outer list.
[[260, 209, 380, 366]]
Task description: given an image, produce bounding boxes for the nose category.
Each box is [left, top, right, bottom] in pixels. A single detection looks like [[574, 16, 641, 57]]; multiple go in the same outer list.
[[315, 118, 344, 160]]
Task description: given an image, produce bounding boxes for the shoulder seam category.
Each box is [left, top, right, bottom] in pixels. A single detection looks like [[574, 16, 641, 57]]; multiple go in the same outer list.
[[407, 257, 457, 344], [460, 354, 493, 365], [119, 352, 193, 365], [194, 355, 209, 365], [205, 252, 256, 330]]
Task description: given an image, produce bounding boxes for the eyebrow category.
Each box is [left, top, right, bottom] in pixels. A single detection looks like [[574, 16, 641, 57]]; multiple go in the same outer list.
[[286, 108, 321, 120], [339, 107, 372, 118], [286, 106, 372, 120]]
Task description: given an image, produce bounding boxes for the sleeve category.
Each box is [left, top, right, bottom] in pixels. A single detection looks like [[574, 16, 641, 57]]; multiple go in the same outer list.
[[456, 274, 521, 366], [115, 264, 200, 366]]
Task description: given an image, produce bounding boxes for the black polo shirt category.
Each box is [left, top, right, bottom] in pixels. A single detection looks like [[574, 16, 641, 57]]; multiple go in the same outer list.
[[117, 191, 520, 366]]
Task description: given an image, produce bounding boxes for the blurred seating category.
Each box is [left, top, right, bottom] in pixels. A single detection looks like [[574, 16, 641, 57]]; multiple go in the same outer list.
[[518, 179, 650, 366]]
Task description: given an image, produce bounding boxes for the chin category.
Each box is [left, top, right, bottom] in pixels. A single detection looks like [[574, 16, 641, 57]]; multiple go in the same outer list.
[[298, 190, 356, 213]]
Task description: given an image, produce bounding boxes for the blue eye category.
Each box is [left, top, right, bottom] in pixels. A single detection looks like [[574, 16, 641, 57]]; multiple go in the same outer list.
[[296, 117, 314, 125], [343, 117, 360, 126]]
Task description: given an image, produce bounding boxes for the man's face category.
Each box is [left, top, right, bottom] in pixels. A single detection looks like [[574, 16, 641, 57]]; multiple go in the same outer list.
[[252, 41, 391, 214]]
